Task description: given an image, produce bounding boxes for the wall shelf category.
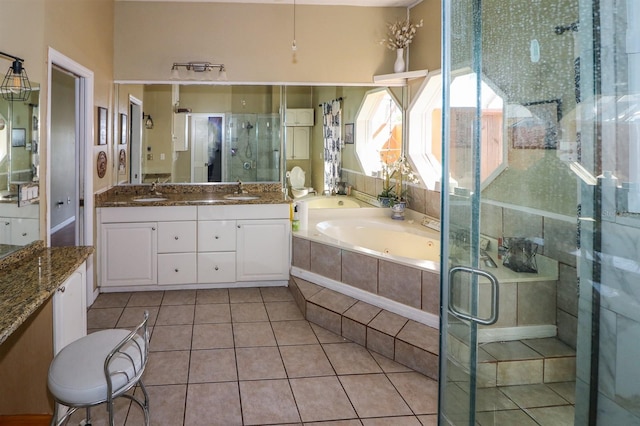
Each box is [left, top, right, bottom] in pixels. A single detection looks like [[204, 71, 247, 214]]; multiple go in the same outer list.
[[373, 69, 428, 85]]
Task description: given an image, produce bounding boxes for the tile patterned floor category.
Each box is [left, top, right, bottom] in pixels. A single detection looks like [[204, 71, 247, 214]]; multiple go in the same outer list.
[[79, 287, 575, 426], [81, 288, 439, 426]]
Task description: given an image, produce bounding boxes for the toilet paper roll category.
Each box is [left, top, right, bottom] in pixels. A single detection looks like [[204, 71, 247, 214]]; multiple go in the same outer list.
[[298, 200, 309, 230]]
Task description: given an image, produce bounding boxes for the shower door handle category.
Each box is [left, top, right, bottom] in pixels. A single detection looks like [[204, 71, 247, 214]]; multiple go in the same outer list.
[[448, 266, 499, 325]]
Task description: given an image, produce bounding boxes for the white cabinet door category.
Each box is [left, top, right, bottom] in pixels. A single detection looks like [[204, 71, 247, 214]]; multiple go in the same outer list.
[[157, 221, 197, 253], [158, 253, 197, 285], [53, 263, 87, 354], [198, 252, 236, 283], [101, 222, 157, 287], [0, 218, 10, 244], [285, 108, 314, 126], [285, 127, 310, 160], [236, 219, 291, 281], [198, 220, 236, 252], [10, 218, 39, 246]]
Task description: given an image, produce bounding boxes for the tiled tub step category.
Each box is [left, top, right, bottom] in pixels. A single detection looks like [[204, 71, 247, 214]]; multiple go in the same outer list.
[[289, 276, 440, 380], [476, 338, 576, 388]]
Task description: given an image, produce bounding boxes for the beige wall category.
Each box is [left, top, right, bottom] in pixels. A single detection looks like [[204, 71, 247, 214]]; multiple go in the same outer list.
[[114, 2, 406, 83], [409, 0, 441, 73]]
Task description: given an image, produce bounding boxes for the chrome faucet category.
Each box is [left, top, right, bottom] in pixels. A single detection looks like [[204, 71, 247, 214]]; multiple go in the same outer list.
[[150, 178, 160, 195], [236, 179, 247, 194]]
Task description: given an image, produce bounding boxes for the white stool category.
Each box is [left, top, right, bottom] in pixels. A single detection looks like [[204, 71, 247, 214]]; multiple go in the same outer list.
[[48, 311, 150, 426]]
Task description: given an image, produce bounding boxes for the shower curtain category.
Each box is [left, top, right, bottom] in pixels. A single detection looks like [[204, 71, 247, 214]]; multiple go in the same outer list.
[[322, 99, 342, 193]]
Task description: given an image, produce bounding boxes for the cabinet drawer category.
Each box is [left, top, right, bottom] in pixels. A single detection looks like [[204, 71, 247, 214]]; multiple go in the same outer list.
[[158, 253, 197, 285], [158, 221, 197, 253], [198, 252, 236, 283], [198, 220, 236, 252]]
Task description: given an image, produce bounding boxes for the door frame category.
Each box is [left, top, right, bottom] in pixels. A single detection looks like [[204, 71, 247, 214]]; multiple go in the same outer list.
[[46, 48, 95, 305]]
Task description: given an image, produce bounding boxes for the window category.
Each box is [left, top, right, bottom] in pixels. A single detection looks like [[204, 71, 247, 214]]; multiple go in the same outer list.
[[408, 70, 505, 190], [355, 88, 403, 176]]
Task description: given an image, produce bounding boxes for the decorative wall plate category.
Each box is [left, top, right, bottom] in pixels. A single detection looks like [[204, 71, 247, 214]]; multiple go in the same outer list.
[[97, 150, 107, 178]]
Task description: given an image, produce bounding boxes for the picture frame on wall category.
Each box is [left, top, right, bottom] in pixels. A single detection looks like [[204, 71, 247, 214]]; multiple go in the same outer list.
[[98, 106, 107, 145], [344, 123, 354, 144], [120, 113, 128, 145]]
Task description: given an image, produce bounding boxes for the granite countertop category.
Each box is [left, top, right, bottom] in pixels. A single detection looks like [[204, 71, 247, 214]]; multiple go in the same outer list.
[[0, 242, 94, 345], [95, 183, 291, 208]]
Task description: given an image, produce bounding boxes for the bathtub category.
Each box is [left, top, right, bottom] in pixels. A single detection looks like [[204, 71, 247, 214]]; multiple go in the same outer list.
[[297, 195, 366, 209], [316, 218, 440, 262]]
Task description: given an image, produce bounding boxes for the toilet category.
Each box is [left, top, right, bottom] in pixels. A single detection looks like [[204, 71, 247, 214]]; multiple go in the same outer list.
[[287, 166, 308, 198]]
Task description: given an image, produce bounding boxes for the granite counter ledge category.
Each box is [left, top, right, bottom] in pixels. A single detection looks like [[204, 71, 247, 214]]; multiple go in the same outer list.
[[0, 246, 94, 345]]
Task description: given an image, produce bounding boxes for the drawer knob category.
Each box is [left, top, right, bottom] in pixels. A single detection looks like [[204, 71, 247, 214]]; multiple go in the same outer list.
[[215, 236, 219, 239], [58, 286, 66, 293], [22, 232, 27, 236], [174, 236, 179, 240], [214, 266, 219, 271], [152, 227, 156, 231], [175, 268, 179, 273]]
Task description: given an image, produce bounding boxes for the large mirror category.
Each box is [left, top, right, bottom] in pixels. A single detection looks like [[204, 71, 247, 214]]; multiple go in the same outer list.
[[0, 84, 41, 257], [116, 84, 392, 195]]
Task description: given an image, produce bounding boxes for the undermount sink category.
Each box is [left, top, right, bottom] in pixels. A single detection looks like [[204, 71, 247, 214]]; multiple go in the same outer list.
[[223, 194, 259, 200], [133, 197, 168, 202]]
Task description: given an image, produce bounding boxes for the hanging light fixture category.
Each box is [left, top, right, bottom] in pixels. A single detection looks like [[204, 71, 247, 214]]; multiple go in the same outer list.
[[0, 51, 32, 102], [142, 113, 154, 129], [169, 62, 227, 81], [291, 0, 297, 51]]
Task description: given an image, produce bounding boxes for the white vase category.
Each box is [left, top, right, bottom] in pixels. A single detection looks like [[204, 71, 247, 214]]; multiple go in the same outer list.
[[394, 48, 406, 73]]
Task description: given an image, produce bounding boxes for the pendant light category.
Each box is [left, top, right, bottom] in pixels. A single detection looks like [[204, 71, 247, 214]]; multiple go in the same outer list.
[[0, 51, 32, 102]]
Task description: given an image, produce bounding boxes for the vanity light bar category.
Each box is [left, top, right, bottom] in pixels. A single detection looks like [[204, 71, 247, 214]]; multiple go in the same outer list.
[[170, 62, 227, 81]]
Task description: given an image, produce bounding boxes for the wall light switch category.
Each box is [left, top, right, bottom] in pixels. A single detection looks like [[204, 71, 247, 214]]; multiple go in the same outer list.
[[147, 153, 153, 160], [160, 153, 165, 160]]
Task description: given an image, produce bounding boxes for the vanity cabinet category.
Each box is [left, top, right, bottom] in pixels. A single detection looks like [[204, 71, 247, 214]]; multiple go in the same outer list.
[[0, 204, 40, 246], [97, 203, 290, 290], [285, 127, 310, 160], [285, 108, 314, 126], [53, 263, 87, 354]]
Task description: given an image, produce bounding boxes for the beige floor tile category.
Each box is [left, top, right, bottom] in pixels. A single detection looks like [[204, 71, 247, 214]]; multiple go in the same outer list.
[[156, 304, 195, 325], [387, 372, 439, 415], [343, 301, 381, 324], [290, 376, 357, 422], [230, 302, 269, 322], [309, 288, 357, 314], [260, 286, 295, 302], [126, 384, 186, 426], [370, 351, 413, 373], [310, 323, 348, 343], [232, 322, 276, 347], [280, 344, 335, 378], [229, 287, 263, 303], [272, 320, 318, 345], [526, 405, 575, 426], [116, 306, 158, 328], [500, 384, 570, 408], [417, 414, 438, 425], [185, 382, 242, 426], [496, 359, 543, 386], [239, 379, 301, 425], [236, 346, 286, 380], [397, 321, 439, 355], [304, 421, 360, 426], [475, 409, 539, 426], [548, 381, 576, 404], [127, 291, 164, 307], [474, 387, 519, 412], [361, 416, 422, 425], [192, 323, 234, 349], [482, 341, 542, 361], [194, 303, 231, 324], [339, 374, 413, 418], [522, 337, 576, 357], [162, 290, 196, 305], [265, 301, 305, 321], [195, 288, 229, 304], [91, 292, 131, 308], [324, 342, 382, 375], [368, 310, 408, 336], [143, 350, 190, 385], [544, 357, 576, 383], [150, 324, 192, 351], [189, 349, 237, 383], [87, 307, 123, 329]]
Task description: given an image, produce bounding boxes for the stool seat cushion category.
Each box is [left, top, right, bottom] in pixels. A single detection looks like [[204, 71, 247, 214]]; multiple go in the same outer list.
[[48, 329, 146, 405]]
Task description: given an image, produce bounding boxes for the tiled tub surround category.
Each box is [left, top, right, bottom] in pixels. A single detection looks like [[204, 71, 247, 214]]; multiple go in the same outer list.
[[292, 207, 560, 343]]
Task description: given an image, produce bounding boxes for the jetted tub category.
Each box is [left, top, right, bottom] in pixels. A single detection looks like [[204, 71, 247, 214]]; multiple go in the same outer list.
[[298, 195, 363, 209], [316, 217, 440, 262]]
